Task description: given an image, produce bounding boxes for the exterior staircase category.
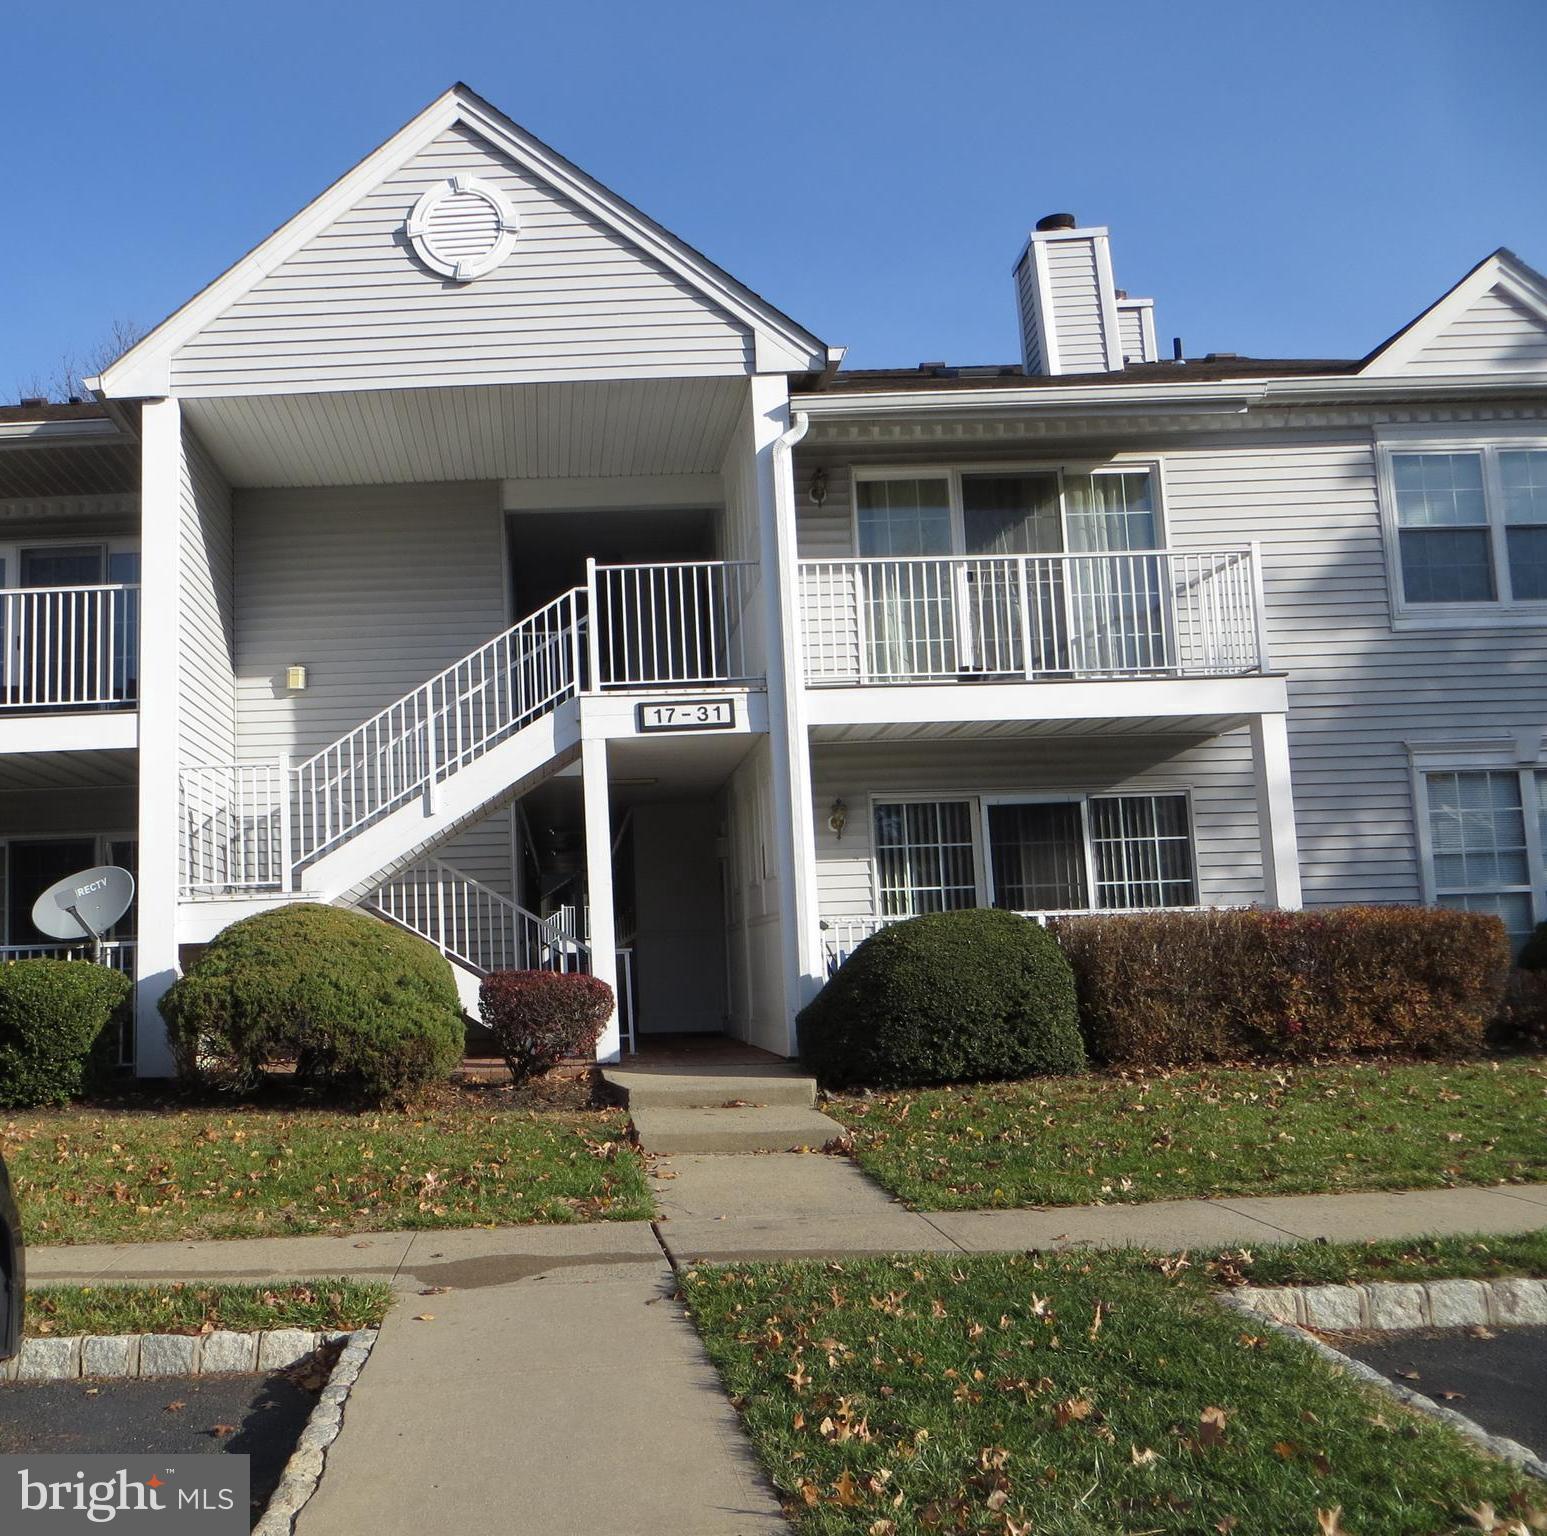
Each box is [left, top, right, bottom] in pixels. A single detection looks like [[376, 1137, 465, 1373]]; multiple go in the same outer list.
[[178, 561, 757, 1056], [603, 1058, 844, 1154], [368, 856, 635, 1050]]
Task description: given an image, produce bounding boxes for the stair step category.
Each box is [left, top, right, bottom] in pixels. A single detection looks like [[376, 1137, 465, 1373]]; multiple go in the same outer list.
[[629, 1105, 846, 1155], [603, 1065, 817, 1111]]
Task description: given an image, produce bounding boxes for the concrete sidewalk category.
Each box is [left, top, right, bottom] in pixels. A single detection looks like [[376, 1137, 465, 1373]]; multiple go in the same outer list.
[[290, 1228, 784, 1536], [649, 1160, 1547, 1266], [25, 1178, 1547, 1536], [28, 1179, 1547, 1285]]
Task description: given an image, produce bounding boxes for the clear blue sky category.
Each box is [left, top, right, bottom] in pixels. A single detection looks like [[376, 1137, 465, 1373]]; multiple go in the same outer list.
[[5, 0, 1544, 389]]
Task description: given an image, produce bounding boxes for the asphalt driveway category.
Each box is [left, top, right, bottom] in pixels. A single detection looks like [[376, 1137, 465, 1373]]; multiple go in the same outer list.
[[0, 1372, 315, 1528], [1344, 1324, 1547, 1453]]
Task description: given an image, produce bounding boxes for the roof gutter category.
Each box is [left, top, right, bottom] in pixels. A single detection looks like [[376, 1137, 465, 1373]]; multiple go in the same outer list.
[[796, 370, 1547, 420]]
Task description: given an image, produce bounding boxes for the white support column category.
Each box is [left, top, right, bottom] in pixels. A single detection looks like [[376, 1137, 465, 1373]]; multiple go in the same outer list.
[[580, 730, 620, 1063], [1249, 711, 1303, 910], [134, 397, 183, 1074], [749, 374, 823, 1054]]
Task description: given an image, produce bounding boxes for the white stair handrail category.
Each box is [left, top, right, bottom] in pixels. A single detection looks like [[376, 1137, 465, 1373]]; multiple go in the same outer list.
[[294, 587, 587, 866], [367, 858, 634, 1052]]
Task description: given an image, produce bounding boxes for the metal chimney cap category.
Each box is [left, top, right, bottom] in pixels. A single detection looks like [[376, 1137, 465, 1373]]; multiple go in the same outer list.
[[1035, 213, 1078, 232]]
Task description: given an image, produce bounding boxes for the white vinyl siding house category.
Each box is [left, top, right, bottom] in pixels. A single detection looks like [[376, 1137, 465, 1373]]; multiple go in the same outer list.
[[3, 84, 1534, 1071]]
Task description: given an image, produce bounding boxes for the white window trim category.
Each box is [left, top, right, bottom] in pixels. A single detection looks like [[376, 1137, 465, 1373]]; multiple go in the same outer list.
[[849, 459, 1168, 559], [1410, 749, 1546, 935], [1377, 428, 1547, 631], [866, 788, 1198, 917]]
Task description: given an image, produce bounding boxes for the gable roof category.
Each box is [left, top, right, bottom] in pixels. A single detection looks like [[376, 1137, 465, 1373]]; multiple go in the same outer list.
[[97, 84, 826, 398], [1361, 248, 1547, 377]]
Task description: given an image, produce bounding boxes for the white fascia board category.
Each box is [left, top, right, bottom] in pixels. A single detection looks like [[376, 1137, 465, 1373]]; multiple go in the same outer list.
[[0, 417, 123, 445], [799, 368, 1547, 421], [798, 382, 1265, 417], [802, 675, 1288, 728], [0, 711, 138, 753], [1362, 251, 1547, 377], [100, 86, 826, 400], [578, 687, 768, 740]]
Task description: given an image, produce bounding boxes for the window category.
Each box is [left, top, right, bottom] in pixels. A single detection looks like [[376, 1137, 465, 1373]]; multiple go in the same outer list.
[[871, 793, 1196, 918], [1385, 442, 1547, 615], [1089, 794, 1197, 908], [1422, 768, 1546, 949], [985, 802, 1088, 910], [873, 800, 977, 916]]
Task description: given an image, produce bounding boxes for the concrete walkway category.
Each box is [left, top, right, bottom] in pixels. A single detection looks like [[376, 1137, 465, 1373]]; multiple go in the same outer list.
[[26, 1181, 1547, 1536], [28, 1182, 1547, 1286]]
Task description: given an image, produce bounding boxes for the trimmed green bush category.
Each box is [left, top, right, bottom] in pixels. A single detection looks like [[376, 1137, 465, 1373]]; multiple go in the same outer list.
[[799, 909, 1085, 1089], [1053, 905, 1510, 1067], [0, 960, 129, 1108], [160, 904, 464, 1101]]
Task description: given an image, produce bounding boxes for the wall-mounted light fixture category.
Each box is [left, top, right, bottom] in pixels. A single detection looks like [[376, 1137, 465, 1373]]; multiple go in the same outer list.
[[808, 467, 829, 508], [827, 797, 848, 839], [286, 665, 309, 691]]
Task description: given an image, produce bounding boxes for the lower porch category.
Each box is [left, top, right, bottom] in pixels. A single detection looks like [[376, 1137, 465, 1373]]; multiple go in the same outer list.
[[807, 714, 1300, 972]]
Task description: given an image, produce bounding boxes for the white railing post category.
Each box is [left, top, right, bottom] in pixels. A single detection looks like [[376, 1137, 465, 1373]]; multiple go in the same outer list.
[[1016, 556, 1035, 680], [1248, 542, 1271, 672], [277, 753, 294, 892], [422, 690, 439, 815], [584, 558, 602, 693]]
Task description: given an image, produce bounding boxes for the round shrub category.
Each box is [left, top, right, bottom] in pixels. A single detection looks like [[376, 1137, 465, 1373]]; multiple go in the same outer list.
[[160, 903, 464, 1101], [799, 909, 1085, 1089], [479, 970, 614, 1083], [0, 960, 130, 1108]]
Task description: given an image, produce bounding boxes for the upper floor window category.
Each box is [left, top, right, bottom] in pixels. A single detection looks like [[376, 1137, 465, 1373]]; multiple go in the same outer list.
[[1383, 441, 1547, 620], [854, 465, 1161, 559]]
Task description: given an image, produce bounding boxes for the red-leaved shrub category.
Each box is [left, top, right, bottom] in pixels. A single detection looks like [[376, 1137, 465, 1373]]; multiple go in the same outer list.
[[478, 970, 614, 1083], [1052, 906, 1509, 1067]]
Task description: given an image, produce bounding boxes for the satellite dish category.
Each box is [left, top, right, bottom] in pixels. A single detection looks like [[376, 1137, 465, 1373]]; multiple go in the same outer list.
[[31, 866, 135, 945]]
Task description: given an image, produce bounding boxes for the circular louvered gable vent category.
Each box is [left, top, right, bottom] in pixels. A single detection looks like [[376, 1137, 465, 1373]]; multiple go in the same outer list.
[[405, 175, 519, 282]]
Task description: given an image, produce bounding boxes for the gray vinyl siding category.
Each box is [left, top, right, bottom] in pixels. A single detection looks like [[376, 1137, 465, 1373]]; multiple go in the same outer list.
[[811, 735, 1265, 920], [1161, 427, 1547, 906], [1044, 237, 1109, 374], [793, 457, 854, 559], [1408, 286, 1547, 374], [1014, 253, 1046, 374], [178, 427, 236, 767], [232, 479, 516, 893], [1117, 304, 1152, 364], [172, 123, 753, 395]]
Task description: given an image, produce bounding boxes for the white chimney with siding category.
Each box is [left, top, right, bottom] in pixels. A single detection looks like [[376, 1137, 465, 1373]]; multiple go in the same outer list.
[[1014, 214, 1158, 374]]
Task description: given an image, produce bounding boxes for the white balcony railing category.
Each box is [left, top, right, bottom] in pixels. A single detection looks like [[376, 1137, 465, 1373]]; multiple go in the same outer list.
[[820, 907, 1209, 972], [591, 559, 761, 688], [799, 549, 1264, 686], [180, 762, 289, 894], [1, 584, 140, 710]]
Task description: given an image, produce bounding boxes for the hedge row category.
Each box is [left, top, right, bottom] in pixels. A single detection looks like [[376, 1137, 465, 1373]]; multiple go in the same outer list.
[[802, 905, 1515, 1086], [1052, 906, 1510, 1067]]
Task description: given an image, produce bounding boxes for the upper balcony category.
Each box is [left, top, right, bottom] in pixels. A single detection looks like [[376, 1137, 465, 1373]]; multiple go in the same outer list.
[[0, 583, 140, 751], [797, 547, 1280, 731]]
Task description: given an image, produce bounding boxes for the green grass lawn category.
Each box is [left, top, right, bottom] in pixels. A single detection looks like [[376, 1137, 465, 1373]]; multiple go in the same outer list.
[[828, 1058, 1547, 1210], [27, 1280, 391, 1337], [683, 1251, 1541, 1536], [1221, 1229, 1547, 1289], [2, 1092, 654, 1244]]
